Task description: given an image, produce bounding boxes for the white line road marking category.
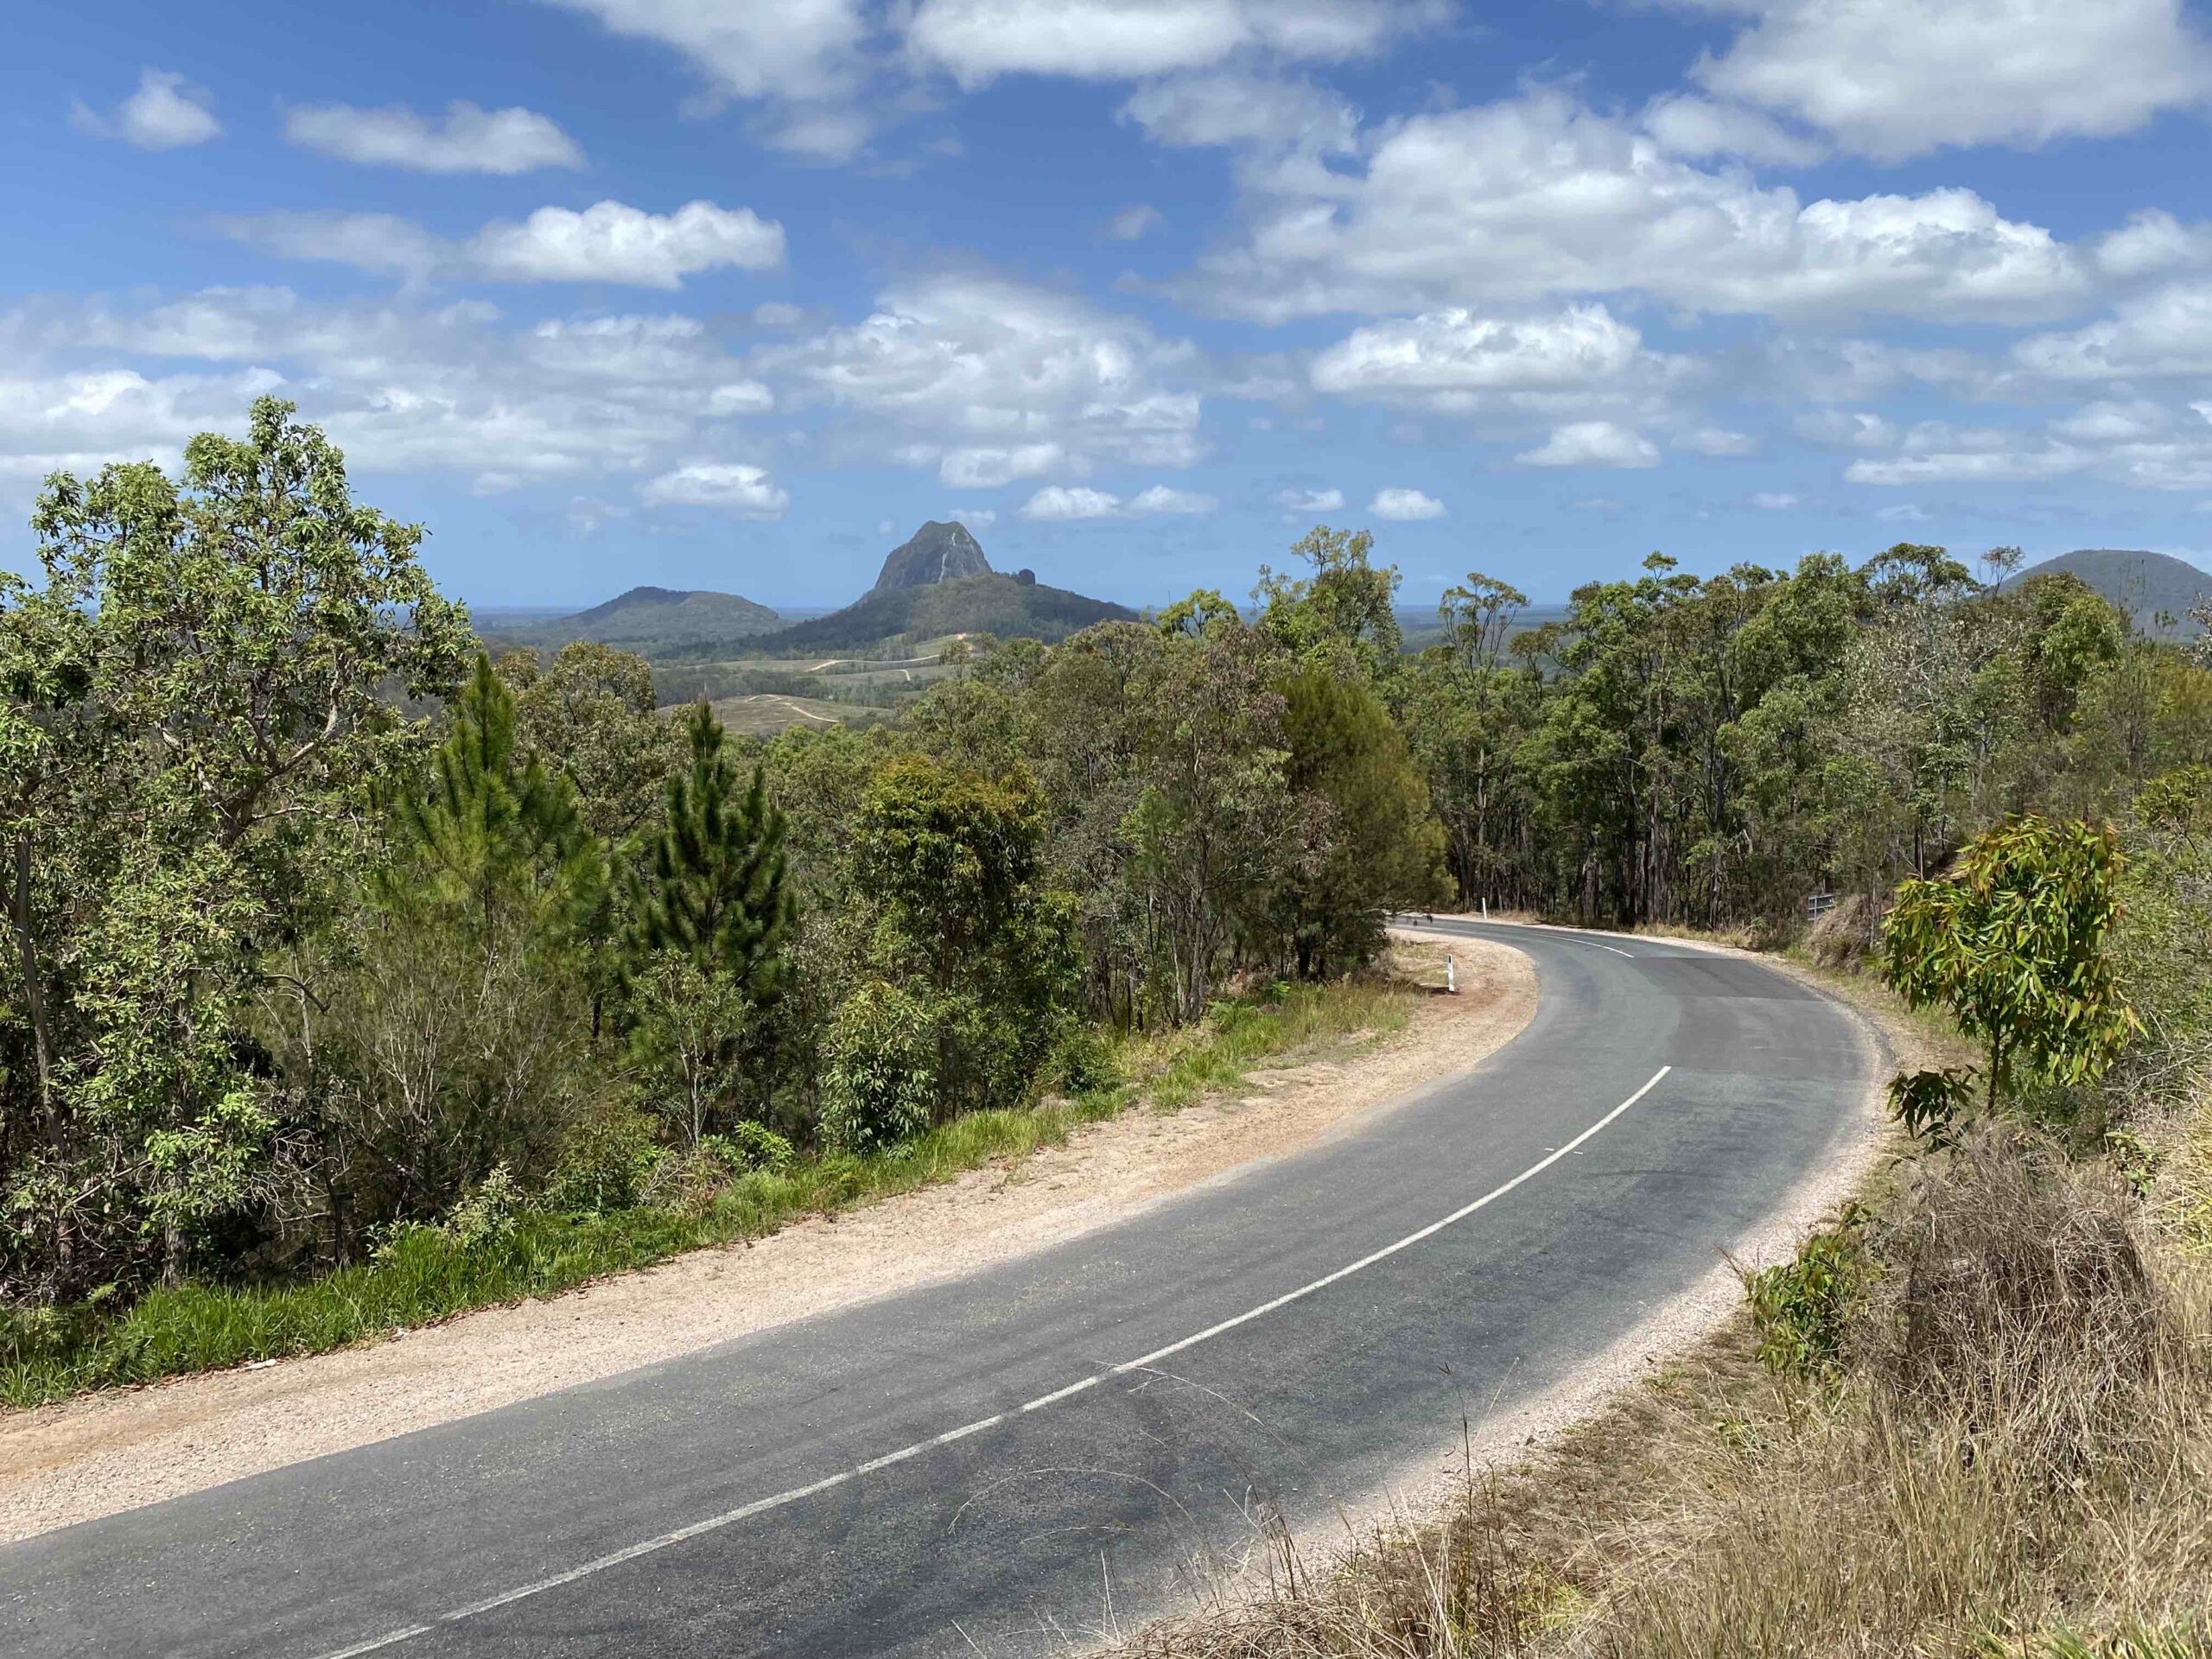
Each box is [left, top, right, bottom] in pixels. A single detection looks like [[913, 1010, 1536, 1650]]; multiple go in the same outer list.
[[1404, 916, 1636, 958], [314, 1065, 1671, 1658]]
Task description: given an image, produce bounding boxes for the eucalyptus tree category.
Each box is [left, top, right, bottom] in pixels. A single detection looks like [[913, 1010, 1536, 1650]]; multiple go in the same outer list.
[[1, 397, 470, 1294]]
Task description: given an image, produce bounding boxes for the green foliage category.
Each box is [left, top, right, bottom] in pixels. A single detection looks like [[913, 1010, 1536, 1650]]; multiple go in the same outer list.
[[1399, 571, 1542, 909], [710, 1121, 795, 1175], [629, 699, 795, 997], [1276, 666, 1446, 975], [0, 953, 1402, 1405], [849, 753, 1081, 1113], [1888, 1066, 1978, 1151], [621, 951, 761, 1146], [1256, 525, 1404, 683], [396, 652, 605, 936], [1746, 1205, 1868, 1378], [268, 652, 607, 1230], [439, 1165, 524, 1251], [1884, 815, 2139, 1109], [0, 395, 470, 1299], [546, 1114, 665, 1216], [819, 981, 938, 1153], [1047, 1027, 1121, 1096], [498, 640, 683, 843]]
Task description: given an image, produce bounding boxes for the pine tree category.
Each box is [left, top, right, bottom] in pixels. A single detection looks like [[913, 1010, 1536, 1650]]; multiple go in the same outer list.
[[393, 652, 603, 934], [629, 699, 795, 999]]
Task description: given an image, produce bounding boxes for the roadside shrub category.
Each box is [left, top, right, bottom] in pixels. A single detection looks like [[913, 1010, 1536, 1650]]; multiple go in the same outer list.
[[1745, 1205, 1867, 1378], [1047, 1027, 1121, 1097], [819, 982, 938, 1153], [0, 1294, 111, 1380], [1890, 1065, 1977, 1151], [545, 1113, 665, 1215], [643, 1122, 798, 1217], [442, 1165, 524, 1250], [713, 1121, 795, 1174]]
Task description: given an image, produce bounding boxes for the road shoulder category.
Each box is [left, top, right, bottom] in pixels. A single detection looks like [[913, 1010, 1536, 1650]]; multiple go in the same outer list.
[[0, 937, 1535, 1543]]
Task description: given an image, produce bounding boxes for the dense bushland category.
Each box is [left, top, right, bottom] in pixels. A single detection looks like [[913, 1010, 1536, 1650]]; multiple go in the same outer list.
[[0, 402, 1449, 1363]]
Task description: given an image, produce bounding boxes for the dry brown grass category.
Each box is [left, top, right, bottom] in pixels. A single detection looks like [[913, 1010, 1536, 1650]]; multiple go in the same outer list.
[[1114, 1134, 2212, 1659]]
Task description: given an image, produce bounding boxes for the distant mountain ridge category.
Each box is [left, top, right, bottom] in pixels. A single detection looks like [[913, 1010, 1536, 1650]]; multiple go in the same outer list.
[[493, 522, 1132, 664], [498, 585, 782, 654], [2012, 549, 2210, 637]]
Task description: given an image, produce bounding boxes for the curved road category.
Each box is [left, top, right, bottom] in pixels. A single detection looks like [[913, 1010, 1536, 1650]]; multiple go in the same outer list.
[[2, 921, 1878, 1657]]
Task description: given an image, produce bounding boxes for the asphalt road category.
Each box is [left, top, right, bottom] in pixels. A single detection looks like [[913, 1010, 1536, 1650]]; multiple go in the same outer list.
[[2, 921, 1878, 1658]]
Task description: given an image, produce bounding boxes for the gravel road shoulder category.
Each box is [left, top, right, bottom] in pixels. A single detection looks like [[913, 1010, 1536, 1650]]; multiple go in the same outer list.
[[0, 937, 1535, 1543]]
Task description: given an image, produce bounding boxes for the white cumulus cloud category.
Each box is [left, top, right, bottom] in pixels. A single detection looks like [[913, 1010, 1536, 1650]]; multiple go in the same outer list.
[[2014, 283, 2212, 380], [1020, 481, 1218, 518], [1274, 486, 1344, 512], [1121, 71, 1357, 153], [0, 285, 787, 496], [1515, 421, 1661, 468], [1312, 304, 1652, 403], [470, 200, 785, 287], [760, 273, 1205, 483], [641, 461, 789, 515], [1022, 484, 1123, 519], [1182, 90, 2088, 325], [908, 0, 1429, 87], [1692, 0, 2212, 161], [71, 68, 220, 150], [1640, 92, 1824, 166], [218, 200, 785, 289], [1368, 486, 1445, 519], [540, 0, 873, 157], [939, 443, 1066, 488], [284, 101, 584, 173], [1128, 483, 1217, 513]]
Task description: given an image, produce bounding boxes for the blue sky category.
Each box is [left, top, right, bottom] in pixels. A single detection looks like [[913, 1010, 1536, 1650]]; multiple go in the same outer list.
[[9, 1, 2212, 611]]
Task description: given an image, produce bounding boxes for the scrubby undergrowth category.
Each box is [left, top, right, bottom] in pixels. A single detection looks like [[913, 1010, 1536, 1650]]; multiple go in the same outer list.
[[1, 977, 1414, 1409]]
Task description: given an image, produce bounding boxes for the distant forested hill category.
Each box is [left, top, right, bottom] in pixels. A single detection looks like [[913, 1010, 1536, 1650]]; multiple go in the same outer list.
[[754, 572, 1134, 652], [2013, 550, 2210, 636], [496, 586, 782, 656]]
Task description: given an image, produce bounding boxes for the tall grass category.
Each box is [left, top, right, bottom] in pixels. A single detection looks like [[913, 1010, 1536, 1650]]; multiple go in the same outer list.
[[1, 978, 1414, 1409], [1117, 1129, 2212, 1659]]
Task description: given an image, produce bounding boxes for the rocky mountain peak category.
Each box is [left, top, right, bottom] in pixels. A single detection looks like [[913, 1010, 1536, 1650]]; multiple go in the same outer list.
[[872, 521, 992, 593]]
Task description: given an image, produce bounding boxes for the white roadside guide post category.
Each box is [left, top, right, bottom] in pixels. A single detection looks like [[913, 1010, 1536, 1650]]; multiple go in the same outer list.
[[1446, 953, 1457, 995]]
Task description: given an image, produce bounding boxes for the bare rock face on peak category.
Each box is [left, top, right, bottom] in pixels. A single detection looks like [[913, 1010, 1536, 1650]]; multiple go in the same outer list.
[[872, 521, 991, 593]]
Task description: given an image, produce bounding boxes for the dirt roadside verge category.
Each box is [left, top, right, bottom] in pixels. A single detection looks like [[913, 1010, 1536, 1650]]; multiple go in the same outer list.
[[0, 938, 1535, 1543]]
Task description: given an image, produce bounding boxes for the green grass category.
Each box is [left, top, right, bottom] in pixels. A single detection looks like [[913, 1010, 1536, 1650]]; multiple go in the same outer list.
[[1, 978, 1414, 1409]]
